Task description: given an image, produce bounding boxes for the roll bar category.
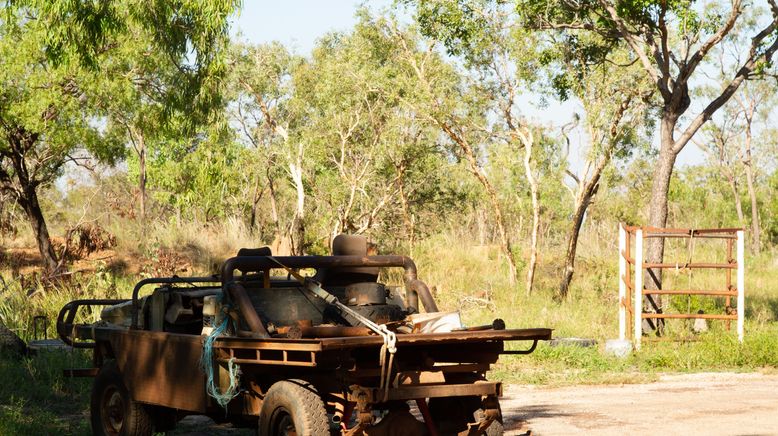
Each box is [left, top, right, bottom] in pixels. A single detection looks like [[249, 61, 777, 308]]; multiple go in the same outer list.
[[220, 255, 439, 337], [125, 256, 438, 335]]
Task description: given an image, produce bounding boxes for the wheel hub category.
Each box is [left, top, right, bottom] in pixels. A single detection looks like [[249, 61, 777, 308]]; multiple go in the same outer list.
[[101, 387, 125, 435]]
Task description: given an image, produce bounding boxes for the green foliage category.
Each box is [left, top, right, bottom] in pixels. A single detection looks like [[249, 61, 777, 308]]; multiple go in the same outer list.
[[411, 0, 493, 63], [12, 0, 240, 117], [0, 12, 123, 179], [140, 124, 250, 222]]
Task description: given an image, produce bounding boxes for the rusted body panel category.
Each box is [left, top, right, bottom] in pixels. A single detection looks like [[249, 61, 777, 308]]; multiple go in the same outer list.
[[108, 330, 208, 412]]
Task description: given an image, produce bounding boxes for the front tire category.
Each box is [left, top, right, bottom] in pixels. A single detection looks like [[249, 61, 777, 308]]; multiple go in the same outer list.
[[258, 380, 329, 436], [90, 360, 152, 436]]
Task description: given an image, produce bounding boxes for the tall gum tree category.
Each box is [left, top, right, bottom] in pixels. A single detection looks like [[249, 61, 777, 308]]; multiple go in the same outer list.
[[295, 16, 453, 246], [555, 47, 654, 299], [0, 0, 239, 271], [0, 10, 120, 272], [406, 1, 551, 292], [694, 78, 775, 253], [516, 0, 778, 292], [230, 42, 309, 254], [100, 2, 239, 224]]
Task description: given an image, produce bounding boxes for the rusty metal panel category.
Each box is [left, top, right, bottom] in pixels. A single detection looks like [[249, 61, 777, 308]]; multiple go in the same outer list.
[[385, 381, 501, 400], [318, 328, 552, 350], [109, 330, 207, 412]]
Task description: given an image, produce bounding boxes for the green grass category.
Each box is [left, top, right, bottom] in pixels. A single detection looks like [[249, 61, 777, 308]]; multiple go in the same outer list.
[[489, 325, 778, 386]]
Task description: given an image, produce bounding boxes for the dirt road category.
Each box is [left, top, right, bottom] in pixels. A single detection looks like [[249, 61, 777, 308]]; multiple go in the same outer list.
[[173, 372, 778, 435], [501, 372, 778, 436]]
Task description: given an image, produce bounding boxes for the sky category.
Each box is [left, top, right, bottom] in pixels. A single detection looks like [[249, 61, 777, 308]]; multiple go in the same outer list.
[[230, 0, 392, 54], [230, 1, 707, 173]]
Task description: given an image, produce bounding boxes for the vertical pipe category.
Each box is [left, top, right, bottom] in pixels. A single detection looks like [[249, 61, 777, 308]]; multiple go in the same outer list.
[[618, 224, 627, 340], [626, 230, 632, 339], [634, 229, 644, 350], [737, 230, 745, 342]]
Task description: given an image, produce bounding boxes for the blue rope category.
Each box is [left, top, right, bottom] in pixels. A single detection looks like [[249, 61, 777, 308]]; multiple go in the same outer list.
[[200, 295, 241, 408]]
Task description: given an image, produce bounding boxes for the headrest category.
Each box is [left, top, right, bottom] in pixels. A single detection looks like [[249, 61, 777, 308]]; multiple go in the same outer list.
[[237, 247, 272, 257], [332, 234, 368, 256]]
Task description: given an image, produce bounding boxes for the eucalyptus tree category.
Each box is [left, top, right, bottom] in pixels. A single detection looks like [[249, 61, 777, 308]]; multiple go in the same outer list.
[[554, 46, 654, 299], [229, 42, 309, 254], [296, 15, 453, 245], [0, 1, 239, 271], [694, 79, 776, 253], [734, 80, 775, 253], [99, 2, 238, 224], [515, 0, 778, 285], [0, 7, 121, 272], [406, 0, 554, 293], [146, 122, 247, 223]]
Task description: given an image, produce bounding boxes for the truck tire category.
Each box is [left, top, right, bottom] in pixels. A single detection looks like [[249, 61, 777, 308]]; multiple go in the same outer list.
[[258, 380, 329, 436], [91, 360, 153, 436], [428, 396, 504, 435]]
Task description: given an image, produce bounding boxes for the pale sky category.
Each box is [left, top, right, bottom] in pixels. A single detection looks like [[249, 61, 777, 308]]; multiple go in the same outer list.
[[231, 1, 392, 54]]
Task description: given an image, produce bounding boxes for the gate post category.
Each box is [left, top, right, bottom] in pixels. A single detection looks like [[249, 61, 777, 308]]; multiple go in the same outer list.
[[737, 230, 745, 342], [619, 224, 627, 340], [633, 229, 643, 350]]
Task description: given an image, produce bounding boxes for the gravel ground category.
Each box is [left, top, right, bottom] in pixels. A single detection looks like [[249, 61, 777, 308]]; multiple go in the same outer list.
[[501, 372, 778, 436]]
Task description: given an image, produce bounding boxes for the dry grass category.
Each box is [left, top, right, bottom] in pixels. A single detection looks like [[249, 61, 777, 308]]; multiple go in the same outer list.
[[1, 220, 778, 382]]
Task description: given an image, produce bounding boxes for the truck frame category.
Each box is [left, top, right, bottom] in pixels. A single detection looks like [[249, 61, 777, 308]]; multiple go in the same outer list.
[[57, 238, 551, 436]]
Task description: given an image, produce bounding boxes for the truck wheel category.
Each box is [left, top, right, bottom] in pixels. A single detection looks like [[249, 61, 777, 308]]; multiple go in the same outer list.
[[428, 396, 504, 435], [258, 380, 329, 436], [91, 360, 152, 436]]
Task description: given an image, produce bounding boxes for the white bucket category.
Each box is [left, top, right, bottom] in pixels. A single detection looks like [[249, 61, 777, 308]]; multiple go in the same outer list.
[[409, 311, 462, 333]]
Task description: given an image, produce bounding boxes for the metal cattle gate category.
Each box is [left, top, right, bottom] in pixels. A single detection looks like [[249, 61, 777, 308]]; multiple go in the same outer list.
[[618, 224, 745, 349]]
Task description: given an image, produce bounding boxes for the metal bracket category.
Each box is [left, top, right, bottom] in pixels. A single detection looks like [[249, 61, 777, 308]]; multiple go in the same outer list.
[[500, 339, 539, 355]]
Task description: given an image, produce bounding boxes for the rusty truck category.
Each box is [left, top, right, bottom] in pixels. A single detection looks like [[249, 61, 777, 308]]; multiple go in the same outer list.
[[57, 235, 551, 435]]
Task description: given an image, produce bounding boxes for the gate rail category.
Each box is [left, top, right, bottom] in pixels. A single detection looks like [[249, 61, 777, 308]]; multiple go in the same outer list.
[[618, 224, 744, 349]]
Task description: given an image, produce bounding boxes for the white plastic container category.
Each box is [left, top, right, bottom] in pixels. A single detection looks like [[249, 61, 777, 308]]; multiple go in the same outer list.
[[409, 311, 462, 333], [201, 295, 223, 336]]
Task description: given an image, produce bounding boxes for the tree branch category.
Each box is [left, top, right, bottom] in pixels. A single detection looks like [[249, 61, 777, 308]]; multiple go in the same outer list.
[[680, 0, 743, 83], [673, 17, 778, 153]]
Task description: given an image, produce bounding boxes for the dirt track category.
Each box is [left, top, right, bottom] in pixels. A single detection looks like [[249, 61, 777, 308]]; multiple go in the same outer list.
[[173, 372, 778, 435], [501, 372, 778, 436]]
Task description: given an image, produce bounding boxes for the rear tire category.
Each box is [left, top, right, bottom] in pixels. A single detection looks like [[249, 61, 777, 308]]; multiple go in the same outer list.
[[90, 360, 153, 436], [258, 379, 329, 436]]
